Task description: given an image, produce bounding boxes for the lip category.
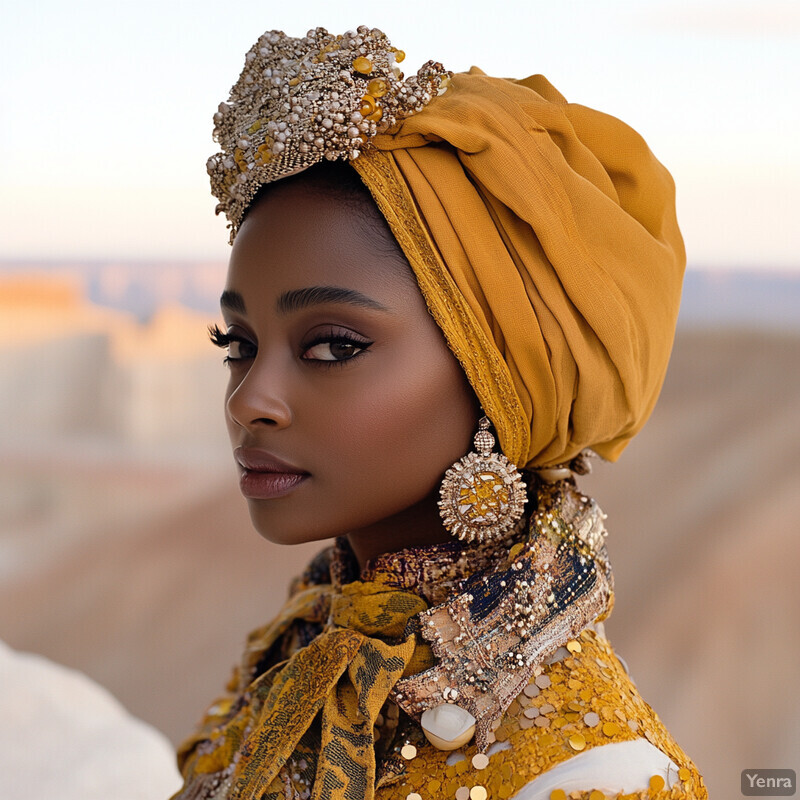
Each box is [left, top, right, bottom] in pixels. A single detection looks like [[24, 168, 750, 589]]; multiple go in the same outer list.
[[234, 446, 309, 500]]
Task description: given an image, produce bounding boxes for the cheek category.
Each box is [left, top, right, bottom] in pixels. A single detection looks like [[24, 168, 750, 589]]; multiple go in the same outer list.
[[313, 345, 478, 500]]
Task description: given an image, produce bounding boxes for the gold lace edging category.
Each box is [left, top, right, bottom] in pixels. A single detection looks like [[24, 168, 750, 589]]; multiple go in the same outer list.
[[352, 149, 530, 466]]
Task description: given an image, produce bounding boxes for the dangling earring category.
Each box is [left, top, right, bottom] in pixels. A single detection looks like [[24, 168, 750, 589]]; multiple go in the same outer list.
[[438, 416, 527, 543]]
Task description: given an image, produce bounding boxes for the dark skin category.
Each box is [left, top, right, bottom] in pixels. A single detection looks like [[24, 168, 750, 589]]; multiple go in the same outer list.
[[216, 169, 480, 568]]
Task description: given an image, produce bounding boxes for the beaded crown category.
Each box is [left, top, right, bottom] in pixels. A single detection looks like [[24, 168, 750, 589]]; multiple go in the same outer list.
[[207, 25, 451, 240]]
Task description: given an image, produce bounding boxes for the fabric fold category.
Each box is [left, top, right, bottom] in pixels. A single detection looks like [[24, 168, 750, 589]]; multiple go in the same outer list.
[[354, 67, 685, 467]]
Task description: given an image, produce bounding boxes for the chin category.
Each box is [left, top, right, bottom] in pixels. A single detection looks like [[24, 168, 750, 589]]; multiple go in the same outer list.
[[246, 502, 339, 547]]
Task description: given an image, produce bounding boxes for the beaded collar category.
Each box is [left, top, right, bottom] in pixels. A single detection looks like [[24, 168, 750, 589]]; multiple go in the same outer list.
[[327, 476, 614, 752], [330, 522, 527, 608]]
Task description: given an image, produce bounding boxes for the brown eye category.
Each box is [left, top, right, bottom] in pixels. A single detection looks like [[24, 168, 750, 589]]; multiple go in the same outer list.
[[301, 335, 372, 363], [226, 338, 257, 362]]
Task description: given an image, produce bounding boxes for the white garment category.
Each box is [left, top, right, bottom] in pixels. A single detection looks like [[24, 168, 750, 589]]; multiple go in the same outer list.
[[512, 739, 679, 799], [0, 639, 182, 800]]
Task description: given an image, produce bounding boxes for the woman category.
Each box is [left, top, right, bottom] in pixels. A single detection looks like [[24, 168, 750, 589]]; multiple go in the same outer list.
[[172, 26, 707, 800]]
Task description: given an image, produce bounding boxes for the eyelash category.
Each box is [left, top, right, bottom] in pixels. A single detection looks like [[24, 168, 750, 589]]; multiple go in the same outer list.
[[208, 325, 253, 364], [208, 324, 373, 367]]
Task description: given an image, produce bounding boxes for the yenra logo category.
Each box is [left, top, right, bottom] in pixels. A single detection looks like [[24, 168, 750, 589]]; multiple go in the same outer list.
[[741, 769, 796, 796]]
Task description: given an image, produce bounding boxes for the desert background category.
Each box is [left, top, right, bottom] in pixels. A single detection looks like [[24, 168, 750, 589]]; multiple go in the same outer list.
[[1, 264, 798, 798]]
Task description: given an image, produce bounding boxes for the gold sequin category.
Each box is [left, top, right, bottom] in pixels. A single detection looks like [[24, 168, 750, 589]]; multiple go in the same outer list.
[[550, 791, 567, 800], [602, 721, 621, 736], [374, 634, 705, 800], [427, 779, 441, 792], [472, 753, 490, 770], [566, 640, 582, 653], [679, 767, 691, 782], [589, 791, 605, 800], [568, 733, 587, 751], [401, 744, 417, 760], [649, 774, 666, 791]]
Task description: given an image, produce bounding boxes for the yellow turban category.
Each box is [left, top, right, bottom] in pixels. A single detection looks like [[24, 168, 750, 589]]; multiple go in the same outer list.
[[352, 68, 685, 468]]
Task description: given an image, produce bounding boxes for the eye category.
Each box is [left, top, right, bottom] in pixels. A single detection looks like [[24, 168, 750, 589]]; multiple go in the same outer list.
[[301, 334, 372, 363], [208, 324, 257, 364], [226, 338, 257, 362]]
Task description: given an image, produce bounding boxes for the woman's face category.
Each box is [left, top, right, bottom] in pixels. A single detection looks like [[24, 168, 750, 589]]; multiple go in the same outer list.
[[218, 172, 479, 564]]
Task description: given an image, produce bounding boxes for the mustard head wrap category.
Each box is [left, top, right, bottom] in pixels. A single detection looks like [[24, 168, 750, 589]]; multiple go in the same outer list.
[[352, 68, 685, 468]]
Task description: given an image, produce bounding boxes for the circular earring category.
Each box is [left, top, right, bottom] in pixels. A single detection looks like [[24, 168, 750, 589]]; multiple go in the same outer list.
[[438, 416, 527, 543]]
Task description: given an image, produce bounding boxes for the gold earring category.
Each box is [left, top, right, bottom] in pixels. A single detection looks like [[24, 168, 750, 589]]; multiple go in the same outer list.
[[438, 416, 527, 543]]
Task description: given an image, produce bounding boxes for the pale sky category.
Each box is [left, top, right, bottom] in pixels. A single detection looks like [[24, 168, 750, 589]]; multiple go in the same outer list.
[[1, 0, 798, 268]]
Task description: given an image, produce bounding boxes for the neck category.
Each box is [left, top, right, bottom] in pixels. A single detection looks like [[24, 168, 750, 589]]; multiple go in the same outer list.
[[345, 489, 452, 570]]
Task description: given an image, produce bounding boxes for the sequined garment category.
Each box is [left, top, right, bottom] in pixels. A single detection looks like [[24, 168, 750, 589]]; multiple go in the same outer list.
[[172, 480, 707, 800]]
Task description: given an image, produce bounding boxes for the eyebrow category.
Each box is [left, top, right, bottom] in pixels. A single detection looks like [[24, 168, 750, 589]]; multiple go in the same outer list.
[[220, 289, 246, 313], [220, 285, 389, 316], [277, 286, 389, 314]]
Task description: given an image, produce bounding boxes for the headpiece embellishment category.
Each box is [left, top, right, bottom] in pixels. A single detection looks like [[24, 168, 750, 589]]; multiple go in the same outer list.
[[207, 26, 451, 240]]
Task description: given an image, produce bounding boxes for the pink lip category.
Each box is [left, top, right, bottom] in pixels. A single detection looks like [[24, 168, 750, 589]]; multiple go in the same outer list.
[[234, 447, 309, 500]]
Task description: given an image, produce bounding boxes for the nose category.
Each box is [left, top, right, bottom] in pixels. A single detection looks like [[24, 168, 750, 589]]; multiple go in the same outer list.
[[225, 361, 292, 430]]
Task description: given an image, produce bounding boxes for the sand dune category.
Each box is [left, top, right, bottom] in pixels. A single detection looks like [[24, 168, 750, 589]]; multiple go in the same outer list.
[[2, 328, 799, 797]]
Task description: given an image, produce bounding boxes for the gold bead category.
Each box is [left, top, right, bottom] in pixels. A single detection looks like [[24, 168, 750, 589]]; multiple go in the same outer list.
[[394, 49, 406, 63], [367, 78, 388, 98], [352, 56, 373, 74], [359, 95, 377, 117]]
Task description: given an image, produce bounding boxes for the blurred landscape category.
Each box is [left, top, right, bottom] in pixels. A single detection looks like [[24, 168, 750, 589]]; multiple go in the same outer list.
[[1, 262, 799, 798]]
